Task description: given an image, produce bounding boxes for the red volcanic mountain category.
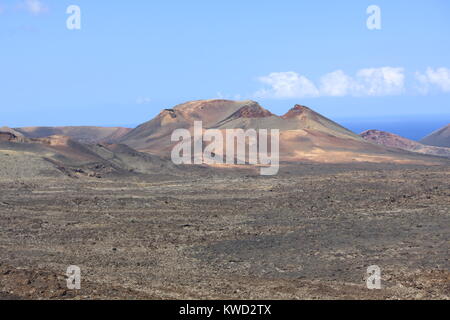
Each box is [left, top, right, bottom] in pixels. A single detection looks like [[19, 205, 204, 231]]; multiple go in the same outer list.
[[119, 99, 443, 164], [118, 100, 260, 155], [361, 130, 450, 158], [3, 100, 446, 174], [420, 124, 450, 148]]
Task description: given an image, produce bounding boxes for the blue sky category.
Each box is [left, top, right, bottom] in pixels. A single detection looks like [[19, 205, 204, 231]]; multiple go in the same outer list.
[[1, 0, 449, 139]]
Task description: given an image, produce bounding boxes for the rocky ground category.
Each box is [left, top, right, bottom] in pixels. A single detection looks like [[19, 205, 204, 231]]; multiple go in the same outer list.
[[0, 163, 449, 300]]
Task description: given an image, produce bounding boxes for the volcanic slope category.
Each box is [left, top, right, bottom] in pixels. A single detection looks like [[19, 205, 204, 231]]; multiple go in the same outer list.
[[119, 99, 254, 155], [0, 130, 176, 180], [420, 124, 450, 148], [15, 126, 131, 144], [361, 130, 450, 158], [120, 100, 445, 164]]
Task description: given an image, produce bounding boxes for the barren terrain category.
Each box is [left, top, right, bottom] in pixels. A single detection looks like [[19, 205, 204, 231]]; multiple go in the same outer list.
[[1, 163, 449, 300]]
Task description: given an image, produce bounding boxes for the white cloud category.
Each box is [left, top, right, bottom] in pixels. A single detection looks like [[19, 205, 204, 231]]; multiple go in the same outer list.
[[254, 71, 319, 99], [19, 0, 48, 15], [355, 67, 405, 96], [319, 70, 355, 97], [415, 67, 450, 93], [255, 67, 405, 99]]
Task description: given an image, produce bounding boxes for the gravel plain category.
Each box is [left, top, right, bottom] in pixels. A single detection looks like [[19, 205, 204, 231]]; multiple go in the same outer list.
[[0, 163, 449, 299]]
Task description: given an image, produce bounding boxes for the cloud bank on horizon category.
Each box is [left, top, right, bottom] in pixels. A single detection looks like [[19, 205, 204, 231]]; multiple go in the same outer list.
[[254, 67, 450, 99]]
